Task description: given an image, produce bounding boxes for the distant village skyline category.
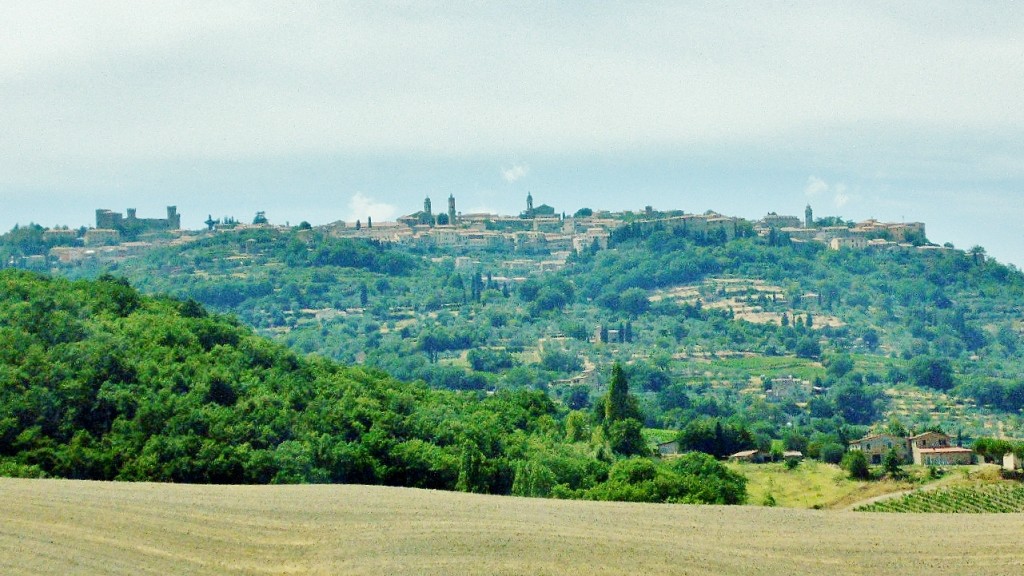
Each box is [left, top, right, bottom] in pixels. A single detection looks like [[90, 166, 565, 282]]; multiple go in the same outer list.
[[3, 4, 1022, 266]]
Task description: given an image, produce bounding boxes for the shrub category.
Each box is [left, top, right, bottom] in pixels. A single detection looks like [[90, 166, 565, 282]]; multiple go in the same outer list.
[[819, 443, 846, 465], [841, 450, 870, 480]]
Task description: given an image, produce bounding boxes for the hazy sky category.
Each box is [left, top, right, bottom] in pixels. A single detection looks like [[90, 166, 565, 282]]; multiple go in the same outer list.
[[3, 2, 1023, 265]]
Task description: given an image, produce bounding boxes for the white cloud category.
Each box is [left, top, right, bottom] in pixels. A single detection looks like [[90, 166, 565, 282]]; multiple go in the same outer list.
[[805, 176, 828, 197], [502, 163, 530, 183], [805, 176, 852, 209], [1, 2, 1023, 271], [833, 184, 850, 209], [346, 192, 396, 224], [4, 3, 1021, 167]]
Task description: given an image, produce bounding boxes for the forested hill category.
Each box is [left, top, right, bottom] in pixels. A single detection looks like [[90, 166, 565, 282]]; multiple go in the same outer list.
[[0, 269, 745, 504], [10, 217, 1024, 446]]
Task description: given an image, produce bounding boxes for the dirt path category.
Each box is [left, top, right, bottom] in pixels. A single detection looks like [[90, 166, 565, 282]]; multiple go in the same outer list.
[[840, 473, 966, 511]]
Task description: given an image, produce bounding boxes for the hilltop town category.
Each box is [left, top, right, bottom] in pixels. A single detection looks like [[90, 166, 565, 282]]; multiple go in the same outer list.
[[10, 194, 943, 271]]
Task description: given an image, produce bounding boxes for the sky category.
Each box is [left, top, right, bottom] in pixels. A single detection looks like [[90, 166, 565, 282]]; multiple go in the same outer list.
[[3, 2, 1024, 266]]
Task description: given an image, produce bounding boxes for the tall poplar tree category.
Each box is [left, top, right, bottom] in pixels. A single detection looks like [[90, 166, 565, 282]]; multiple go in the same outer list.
[[605, 363, 638, 422], [604, 363, 646, 456]]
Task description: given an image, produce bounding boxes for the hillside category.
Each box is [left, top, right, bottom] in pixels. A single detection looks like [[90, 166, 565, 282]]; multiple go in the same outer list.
[[41, 219, 1024, 446], [2, 478, 1023, 576], [0, 269, 743, 504]]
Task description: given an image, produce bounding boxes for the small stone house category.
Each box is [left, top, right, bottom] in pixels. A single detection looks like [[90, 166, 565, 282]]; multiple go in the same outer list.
[[909, 432, 973, 465], [914, 446, 974, 466], [849, 431, 974, 466], [1004, 452, 1022, 471], [765, 376, 809, 403], [848, 434, 910, 465], [657, 441, 680, 457], [728, 449, 765, 463]]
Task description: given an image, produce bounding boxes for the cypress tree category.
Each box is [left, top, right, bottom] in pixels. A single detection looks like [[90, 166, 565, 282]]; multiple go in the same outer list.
[[605, 363, 639, 423]]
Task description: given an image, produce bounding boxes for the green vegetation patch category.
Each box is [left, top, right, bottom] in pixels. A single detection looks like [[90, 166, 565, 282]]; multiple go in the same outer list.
[[0, 270, 746, 505], [857, 483, 1024, 513]]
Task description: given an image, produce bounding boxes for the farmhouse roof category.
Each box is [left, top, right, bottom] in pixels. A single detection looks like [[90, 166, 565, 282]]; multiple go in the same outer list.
[[729, 449, 759, 459], [908, 431, 949, 441], [917, 447, 973, 454], [849, 433, 903, 445]]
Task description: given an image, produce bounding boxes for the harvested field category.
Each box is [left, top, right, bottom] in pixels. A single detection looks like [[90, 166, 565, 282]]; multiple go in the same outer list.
[[1, 478, 1022, 575]]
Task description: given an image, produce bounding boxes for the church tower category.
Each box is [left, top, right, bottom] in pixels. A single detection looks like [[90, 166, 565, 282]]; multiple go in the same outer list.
[[805, 204, 813, 228], [424, 196, 432, 217], [527, 192, 534, 215], [448, 194, 457, 225]]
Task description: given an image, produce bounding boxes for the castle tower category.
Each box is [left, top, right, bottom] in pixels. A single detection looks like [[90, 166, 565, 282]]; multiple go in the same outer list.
[[447, 194, 456, 225], [167, 206, 180, 230], [805, 204, 813, 228]]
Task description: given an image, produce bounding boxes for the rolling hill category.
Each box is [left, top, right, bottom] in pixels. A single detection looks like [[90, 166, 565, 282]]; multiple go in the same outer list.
[[1, 477, 1022, 575]]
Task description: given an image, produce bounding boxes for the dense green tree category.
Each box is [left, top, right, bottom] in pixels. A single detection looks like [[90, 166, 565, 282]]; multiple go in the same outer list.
[[794, 336, 821, 359], [908, 356, 955, 391], [573, 453, 746, 504], [818, 443, 846, 464], [883, 448, 904, 478], [604, 364, 640, 423], [676, 419, 754, 459], [619, 288, 650, 317], [828, 381, 883, 425], [842, 450, 870, 480]]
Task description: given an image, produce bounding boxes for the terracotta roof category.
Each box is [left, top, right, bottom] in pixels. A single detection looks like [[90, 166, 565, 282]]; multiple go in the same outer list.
[[918, 447, 973, 454], [909, 431, 949, 440], [850, 433, 903, 445]]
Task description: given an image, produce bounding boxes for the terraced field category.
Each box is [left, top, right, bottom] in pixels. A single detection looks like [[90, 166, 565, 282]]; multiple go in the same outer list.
[[857, 483, 1024, 513], [1, 478, 1023, 575]]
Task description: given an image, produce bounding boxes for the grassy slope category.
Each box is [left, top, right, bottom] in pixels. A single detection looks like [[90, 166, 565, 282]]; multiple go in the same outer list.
[[729, 460, 918, 509], [2, 478, 1022, 576], [731, 461, 1010, 510]]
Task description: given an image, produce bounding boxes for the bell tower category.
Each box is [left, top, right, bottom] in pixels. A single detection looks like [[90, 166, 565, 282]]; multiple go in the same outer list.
[[448, 194, 457, 225], [805, 204, 813, 228]]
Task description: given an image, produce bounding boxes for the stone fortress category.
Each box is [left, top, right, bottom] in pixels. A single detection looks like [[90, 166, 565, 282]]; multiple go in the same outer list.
[[87, 206, 181, 246]]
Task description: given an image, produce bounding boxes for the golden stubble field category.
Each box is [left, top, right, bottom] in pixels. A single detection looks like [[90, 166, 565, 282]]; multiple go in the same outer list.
[[1, 478, 1022, 575]]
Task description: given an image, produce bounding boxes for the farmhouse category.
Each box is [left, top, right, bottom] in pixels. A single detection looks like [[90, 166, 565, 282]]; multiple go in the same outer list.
[[657, 441, 680, 456], [849, 431, 974, 465], [848, 434, 911, 465], [908, 431, 968, 465], [764, 376, 809, 403], [915, 446, 974, 466]]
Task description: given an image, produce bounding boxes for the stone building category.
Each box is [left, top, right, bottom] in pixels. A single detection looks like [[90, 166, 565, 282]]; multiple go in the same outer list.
[[850, 431, 974, 466], [848, 433, 911, 465], [909, 431, 972, 465], [84, 229, 121, 246], [95, 206, 180, 236], [758, 212, 802, 229]]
